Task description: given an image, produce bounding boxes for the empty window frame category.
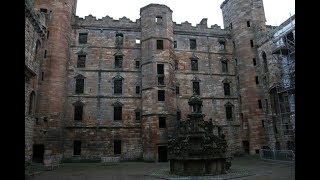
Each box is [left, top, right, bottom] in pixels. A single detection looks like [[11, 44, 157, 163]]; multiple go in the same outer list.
[[177, 111, 181, 121], [158, 90, 165, 101], [159, 117, 166, 128], [190, 39, 197, 50], [73, 140, 81, 155], [74, 104, 83, 121], [79, 33, 88, 44], [193, 82, 200, 95], [114, 106, 122, 120], [224, 83, 231, 96], [262, 51, 268, 72], [174, 41, 177, 48], [250, 40, 254, 47], [255, 76, 259, 84], [222, 60, 228, 73], [135, 111, 141, 121], [176, 86, 180, 95], [247, 21, 251, 27], [115, 55, 123, 68], [253, 58, 256, 66], [75, 78, 84, 94], [225, 105, 233, 121], [135, 38, 140, 44], [219, 41, 226, 50], [191, 59, 198, 71], [258, 99, 262, 109], [157, 64, 165, 85], [114, 140, 121, 155], [157, 40, 163, 50], [114, 79, 122, 94], [155, 16, 163, 23], [135, 85, 140, 95], [135, 61, 140, 69], [77, 55, 86, 68]]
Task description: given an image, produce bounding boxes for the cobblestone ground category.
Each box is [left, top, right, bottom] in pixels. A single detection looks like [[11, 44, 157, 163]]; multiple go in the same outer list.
[[27, 156, 295, 180]]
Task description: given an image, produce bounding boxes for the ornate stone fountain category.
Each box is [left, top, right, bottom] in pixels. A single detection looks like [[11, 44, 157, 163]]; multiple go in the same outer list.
[[168, 94, 230, 176]]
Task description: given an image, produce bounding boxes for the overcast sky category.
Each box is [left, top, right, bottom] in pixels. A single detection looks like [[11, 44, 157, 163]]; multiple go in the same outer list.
[[76, 0, 295, 28]]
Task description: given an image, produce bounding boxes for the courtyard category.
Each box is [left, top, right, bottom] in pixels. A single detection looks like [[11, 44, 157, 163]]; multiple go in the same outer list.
[[28, 156, 295, 180]]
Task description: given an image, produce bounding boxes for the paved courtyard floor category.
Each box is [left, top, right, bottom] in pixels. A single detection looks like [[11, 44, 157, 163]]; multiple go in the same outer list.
[[28, 156, 295, 180]]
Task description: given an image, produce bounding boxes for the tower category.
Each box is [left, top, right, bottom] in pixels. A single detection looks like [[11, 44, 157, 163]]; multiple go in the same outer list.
[[221, 0, 267, 154], [140, 4, 176, 161], [33, 0, 77, 156]]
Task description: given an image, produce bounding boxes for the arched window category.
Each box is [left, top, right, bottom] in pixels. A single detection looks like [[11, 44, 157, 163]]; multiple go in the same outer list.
[[28, 91, 35, 115], [262, 51, 268, 72]]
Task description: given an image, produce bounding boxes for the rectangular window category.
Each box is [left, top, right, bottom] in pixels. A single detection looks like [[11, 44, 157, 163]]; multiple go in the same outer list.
[[265, 99, 269, 112], [237, 76, 240, 85], [190, 39, 197, 50], [239, 95, 242, 104], [75, 79, 84, 94], [155, 16, 162, 23], [191, 59, 198, 70], [44, 50, 47, 58], [135, 111, 141, 121], [47, 31, 49, 39], [226, 106, 233, 120], [224, 83, 231, 96], [41, 72, 44, 81], [258, 99, 262, 109], [135, 86, 140, 95], [115, 55, 123, 68], [74, 105, 83, 121], [159, 117, 166, 128], [233, 41, 235, 48], [157, 64, 164, 74], [79, 33, 88, 44], [255, 76, 259, 84], [73, 140, 81, 155], [135, 39, 140, 44], [247, 21, 251, 27], [158, 90, 165, 101], [235, 59, 238, 66], [222, 61, 228, 73], [262, 120, 265, 128], [158, 76, 164, 85], [114, 107, 122, 120], [114, 79, 122, 94], [135, 61, 140, 69], [174, 41, 177, 48], [219, 41, 226, 50], [176, 86, 180, 95], [250, 40, 254, 47], [157, 40, 163, 50], [114, 140, 121, 155], [77, 55, 86, 68], [253, 58, 256, 66], [230, 23, 232, 29], [193, 82, 200, 95], [177, 111, 181, 121]]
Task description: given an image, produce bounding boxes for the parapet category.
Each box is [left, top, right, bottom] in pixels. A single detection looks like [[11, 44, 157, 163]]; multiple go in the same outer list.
[[73, 15, 140, 29], [140, 3, 173, 14], [174, 18, 230, 37]]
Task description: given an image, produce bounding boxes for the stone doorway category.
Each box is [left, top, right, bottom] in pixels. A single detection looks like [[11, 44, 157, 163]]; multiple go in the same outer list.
[[32, 144, 44, 163], [243, 141, 249, 154], [158, 146, 168, 162]]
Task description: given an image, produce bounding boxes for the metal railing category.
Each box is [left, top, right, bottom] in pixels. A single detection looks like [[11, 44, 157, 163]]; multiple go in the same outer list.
[[260, 149, 295, 162]]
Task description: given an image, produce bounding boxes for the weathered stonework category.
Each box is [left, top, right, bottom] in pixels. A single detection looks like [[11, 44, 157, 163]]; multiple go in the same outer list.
[[26, 0, 294, 165]]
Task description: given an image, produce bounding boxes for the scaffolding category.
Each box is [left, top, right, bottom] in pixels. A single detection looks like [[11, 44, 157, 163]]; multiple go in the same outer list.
[[257, 15, 295, 150]]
